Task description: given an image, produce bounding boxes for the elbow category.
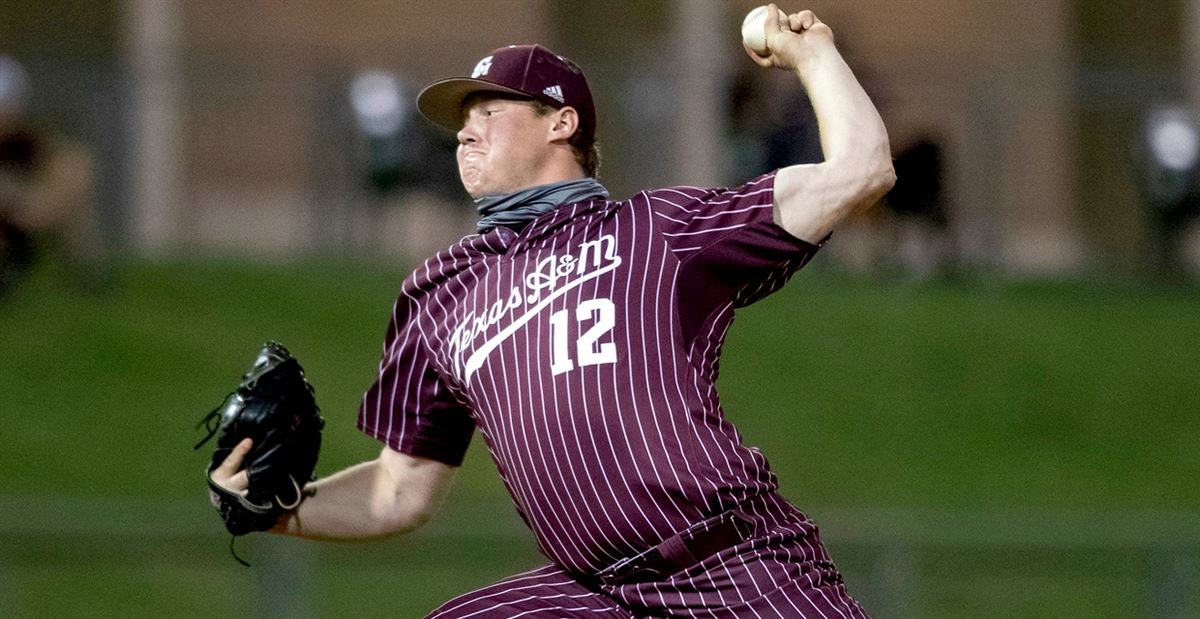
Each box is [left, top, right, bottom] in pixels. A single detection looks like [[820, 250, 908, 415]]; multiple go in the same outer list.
[[365, 489, 437, 538], [870, 160, 896, 201], [370, 500, 434, 538], [855, 156, 895, 209], [875, 131, 897, 192], [829, 152, 895, 210], [368, 449, 454, 538], [401, 503, 436, 531]]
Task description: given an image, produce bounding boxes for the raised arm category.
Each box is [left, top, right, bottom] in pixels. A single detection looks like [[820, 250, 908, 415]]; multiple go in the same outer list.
[[746, 5, 895, 244], [213, 439, 457, 541]]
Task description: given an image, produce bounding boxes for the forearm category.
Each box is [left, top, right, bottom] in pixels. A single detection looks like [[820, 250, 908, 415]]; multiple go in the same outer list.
[[273, 451, 453, 541], [795, 46, 890, 177], [758, 10, 895, 242]]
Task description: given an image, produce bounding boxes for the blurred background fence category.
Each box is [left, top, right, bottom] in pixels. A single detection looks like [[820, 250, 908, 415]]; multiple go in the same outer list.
[[7, 499, 1200, 619], [4, 0, 1200, 274], [3, 496, 1199, 617]]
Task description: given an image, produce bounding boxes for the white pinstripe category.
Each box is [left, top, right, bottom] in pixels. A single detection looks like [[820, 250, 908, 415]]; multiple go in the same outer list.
[[573, 216, 661, 554], [604, 208, 683, 537], [360, 174, 864, 617], [494, 245, 608, 568]]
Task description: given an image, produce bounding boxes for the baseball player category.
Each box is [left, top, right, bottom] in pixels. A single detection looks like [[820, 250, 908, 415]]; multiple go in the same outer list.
[[213, 5, 893, 617]]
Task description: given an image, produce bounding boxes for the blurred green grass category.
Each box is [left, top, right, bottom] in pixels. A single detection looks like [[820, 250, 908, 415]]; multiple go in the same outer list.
[[723, 274, 1200, 512], [1, 258, 1198, 617]]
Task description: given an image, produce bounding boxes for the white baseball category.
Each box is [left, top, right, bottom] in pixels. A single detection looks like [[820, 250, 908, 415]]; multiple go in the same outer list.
[[741, 5, 789, 56]]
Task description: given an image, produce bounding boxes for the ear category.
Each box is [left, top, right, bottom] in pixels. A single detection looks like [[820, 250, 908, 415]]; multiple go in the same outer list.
[[547, 106, 580, 143]]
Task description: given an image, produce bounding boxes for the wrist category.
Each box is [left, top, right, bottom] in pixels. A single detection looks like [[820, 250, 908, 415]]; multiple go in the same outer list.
[[790, 42, 837, 80]]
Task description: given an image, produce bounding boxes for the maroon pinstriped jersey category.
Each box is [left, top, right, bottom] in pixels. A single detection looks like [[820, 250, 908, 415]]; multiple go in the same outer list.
[[358, 171, 822, 575]]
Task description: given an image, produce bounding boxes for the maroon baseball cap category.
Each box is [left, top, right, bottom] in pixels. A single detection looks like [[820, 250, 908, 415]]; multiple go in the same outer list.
[[417, 44, 596, 143]]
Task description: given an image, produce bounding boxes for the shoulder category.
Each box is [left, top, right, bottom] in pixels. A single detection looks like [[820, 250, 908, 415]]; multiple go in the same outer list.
[[621, 173, 778, 226], [399, 234, 492, 301], [641, 172, 776, 209]]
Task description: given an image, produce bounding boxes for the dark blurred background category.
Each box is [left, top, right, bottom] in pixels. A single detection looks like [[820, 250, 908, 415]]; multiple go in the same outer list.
[[1, 1, 1198, 617], [3, 0, 1200, 276]]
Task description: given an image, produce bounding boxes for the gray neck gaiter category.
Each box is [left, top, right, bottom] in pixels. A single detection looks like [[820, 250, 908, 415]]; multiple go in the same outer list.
[[475, 177, 609, 233]]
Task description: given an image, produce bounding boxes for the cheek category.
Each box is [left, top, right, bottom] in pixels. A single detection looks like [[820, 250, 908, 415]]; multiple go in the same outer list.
[[482, 145, 514, 177]]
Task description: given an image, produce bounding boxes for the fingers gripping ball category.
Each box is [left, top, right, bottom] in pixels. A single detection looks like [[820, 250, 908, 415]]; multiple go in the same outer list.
[[741, 5, 791, 56], [195, 342, 324, 537]]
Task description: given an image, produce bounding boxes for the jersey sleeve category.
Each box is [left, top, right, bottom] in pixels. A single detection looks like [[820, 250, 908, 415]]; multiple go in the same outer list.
[[357, 296, 475, 467], [646, 171, 824, 311]]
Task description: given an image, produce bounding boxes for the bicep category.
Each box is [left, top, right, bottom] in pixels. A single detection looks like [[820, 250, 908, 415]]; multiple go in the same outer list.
[[773, 163, 849, 244], [773, 159, 894, 244]]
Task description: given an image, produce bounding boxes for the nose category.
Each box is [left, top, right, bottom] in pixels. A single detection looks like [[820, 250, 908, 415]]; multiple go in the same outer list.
[[457, 119, 478, 146]]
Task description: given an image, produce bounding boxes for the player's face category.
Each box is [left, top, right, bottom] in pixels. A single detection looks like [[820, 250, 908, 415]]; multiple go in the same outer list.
[[456, 96, 555, 198]]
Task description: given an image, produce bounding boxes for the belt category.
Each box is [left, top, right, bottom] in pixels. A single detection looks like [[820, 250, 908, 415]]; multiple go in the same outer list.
[[596, 511, 753, 586]]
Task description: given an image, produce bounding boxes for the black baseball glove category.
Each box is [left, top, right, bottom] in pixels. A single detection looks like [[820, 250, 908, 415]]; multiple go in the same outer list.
[[195, 342, 324, 539]]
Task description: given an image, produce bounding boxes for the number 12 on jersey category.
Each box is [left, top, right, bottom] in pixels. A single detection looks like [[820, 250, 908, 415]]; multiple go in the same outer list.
[[549, 298, 617, 375]]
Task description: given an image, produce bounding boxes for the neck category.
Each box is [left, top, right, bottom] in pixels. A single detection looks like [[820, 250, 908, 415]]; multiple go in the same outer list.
[[513, 146, 584, 194], [474, 177, 609, 233], [521, 159, 586, 192], [482, 169, 587, 200]]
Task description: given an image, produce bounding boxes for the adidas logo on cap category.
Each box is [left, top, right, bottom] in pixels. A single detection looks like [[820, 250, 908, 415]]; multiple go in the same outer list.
[[542, 84, 564, 103]]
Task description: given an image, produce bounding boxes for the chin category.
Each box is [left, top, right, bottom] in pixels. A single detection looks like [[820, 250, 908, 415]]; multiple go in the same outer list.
[[466, 181, 509, 199], [462, 181, 489, 199], [459, 174, 483, 198]]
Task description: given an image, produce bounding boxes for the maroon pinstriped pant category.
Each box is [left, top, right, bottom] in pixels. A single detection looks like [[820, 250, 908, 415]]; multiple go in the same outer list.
[[426, 500, 869, 618]]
